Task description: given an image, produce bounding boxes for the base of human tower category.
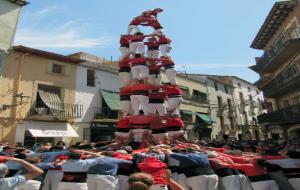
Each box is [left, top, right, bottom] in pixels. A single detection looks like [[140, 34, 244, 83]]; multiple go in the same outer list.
[[115, 8, 186, 150]]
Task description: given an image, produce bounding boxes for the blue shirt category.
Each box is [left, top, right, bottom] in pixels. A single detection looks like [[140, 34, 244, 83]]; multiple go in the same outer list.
[[62, 157, 106, 172], [169, 153, 210, 168], [40, 151, 69, 163], [0, 175, 26, 190], [88, 157, 132, 176]]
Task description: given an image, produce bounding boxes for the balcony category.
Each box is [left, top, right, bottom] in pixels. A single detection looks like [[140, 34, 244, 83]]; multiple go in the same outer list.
[[183, 95, 209, 107], [94, 107, 118, 121], [28, 102, 83, 120], [258, 103, 300, 125], [256, 27, 300, 73], [263, 72, 300, 98]]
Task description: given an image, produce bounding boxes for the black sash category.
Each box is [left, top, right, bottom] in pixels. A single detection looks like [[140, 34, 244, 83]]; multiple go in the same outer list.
[[62, 172, 87, 183]]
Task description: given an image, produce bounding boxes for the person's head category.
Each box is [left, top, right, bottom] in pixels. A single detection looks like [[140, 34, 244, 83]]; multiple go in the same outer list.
[[68, 152, 81, 160], [0, 164, 8, 179], [56, 141, 66, 147], [3, 146, 15, 153], [128, 173, 153, 189], [128, 182, 150, 190], [135, 53, 142, 58]]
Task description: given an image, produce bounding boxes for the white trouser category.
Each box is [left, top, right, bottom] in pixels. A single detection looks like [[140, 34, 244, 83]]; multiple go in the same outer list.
[[148, 103, 166, 116], [120, 100, 132, 116], [115, 132, 130, 139], [119, 47, 129, 59], [171, 173, 190, 190], [150, 185, 168, 190], [221, 175, 252, 190], [167, 97, 183, 115], [186, 175, 219, 190], [251, 180, 279, 190], [130, 95, 149, 115], [147, 50, 160, 58], [117, 175, 129, 190], [153, 28, 164, 35], [87, 174, 118, 190], [131, 65, 149, 80], [119, 72, 132, 87], [15, 180, 41, 190], [148, 74, 162, 85], [129, 42, 145, 55], [127, 25, 141, 35], [165, 68, 176, 85], [58, 182, 88, 190], [289, 178, 300, 190], [168, 130, 184, 139], [159, 44, 172, 56], [131, 129, 150, 142], [43, 170, 63, 190], [152, 133, 167, 144]]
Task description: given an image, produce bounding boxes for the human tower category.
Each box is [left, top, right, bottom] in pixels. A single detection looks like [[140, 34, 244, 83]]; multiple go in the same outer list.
[[116, 8, 185, 148]]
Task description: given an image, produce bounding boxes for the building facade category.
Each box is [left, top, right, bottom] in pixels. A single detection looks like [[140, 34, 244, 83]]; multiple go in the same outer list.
[[72, 52, 121, 143], [0, 46, 83, 145], [250, 0, 300, 139], [163, 74, 212, 140], [0, 0, 27, 77], [187, 74, 264, 141]]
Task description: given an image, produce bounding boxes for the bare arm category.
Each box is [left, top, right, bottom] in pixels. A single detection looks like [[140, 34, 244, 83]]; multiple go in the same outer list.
[[163, 169, 185, 190], [10, 158, 43, 180]]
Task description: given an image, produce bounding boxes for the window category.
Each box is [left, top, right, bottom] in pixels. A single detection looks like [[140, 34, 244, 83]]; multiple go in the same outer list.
[[237, 83, 241, 88], [87, 69, 95, 87], [217, 96, 223, 108], [249, 95, 253, 102], [239, 92, 244, 104], [224, 86, 229, 94], [179, 86, 190, 99], [192, 90, 207, 103], [214, 82, 218, 91], [247, 87, 251, 92], [36, 84, 61, 108], [227, 99, 232, 110], [52, 64, 63, 74]]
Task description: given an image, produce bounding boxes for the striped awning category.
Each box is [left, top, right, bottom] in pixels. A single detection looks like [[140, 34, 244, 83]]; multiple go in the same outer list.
[[100, 90, 120, 111]]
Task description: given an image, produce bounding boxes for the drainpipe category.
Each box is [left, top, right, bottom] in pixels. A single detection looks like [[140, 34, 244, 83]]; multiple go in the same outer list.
[[9, 52, 30, 142]]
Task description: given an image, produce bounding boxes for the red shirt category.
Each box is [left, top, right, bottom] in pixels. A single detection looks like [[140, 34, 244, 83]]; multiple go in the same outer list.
[[158, 36, 172, 44], [113, 152, 132, 161], [149, 91, 166, 100], [142, 8, 163, 17], [138, 157, 168, 185], [124, 35, 146, 42], [164, 85, 182, 96], [147, 20, 163, 29], [130, 16, 155, 25], [120, 86, 131, 96], [230, 163, 266, 177], [129, 57, 148, 67], [149, 63, 163, 73], [119, 57, 131, 68], [120, 35, 130, 46], [130, 84, 151, 95], [144, 40, 160, 48], [163, 117, 184, 128], [159, 58, 175, 67], [118, 118, 130, 129], [129, 115, 154, 129], [150, 117, 165, 130], [0, 156, 9, 163]]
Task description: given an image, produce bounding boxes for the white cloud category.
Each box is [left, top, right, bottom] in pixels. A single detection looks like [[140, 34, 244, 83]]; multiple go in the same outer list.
[[15, 6, 116, 48]]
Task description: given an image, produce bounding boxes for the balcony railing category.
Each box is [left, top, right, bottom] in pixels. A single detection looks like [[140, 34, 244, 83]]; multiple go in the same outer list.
[[256, 27, 300, 73], [94, 107, 118, 119], [263, 69, 300, 97], [258, 103, 300, 124], [29, 102, 83, 118]]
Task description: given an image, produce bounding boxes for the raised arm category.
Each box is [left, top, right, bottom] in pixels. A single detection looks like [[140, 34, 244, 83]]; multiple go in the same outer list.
[[9, 158, 43, 180]]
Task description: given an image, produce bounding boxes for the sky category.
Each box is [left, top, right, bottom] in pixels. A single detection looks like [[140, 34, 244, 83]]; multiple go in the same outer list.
[[14, 0, 277, 83]]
